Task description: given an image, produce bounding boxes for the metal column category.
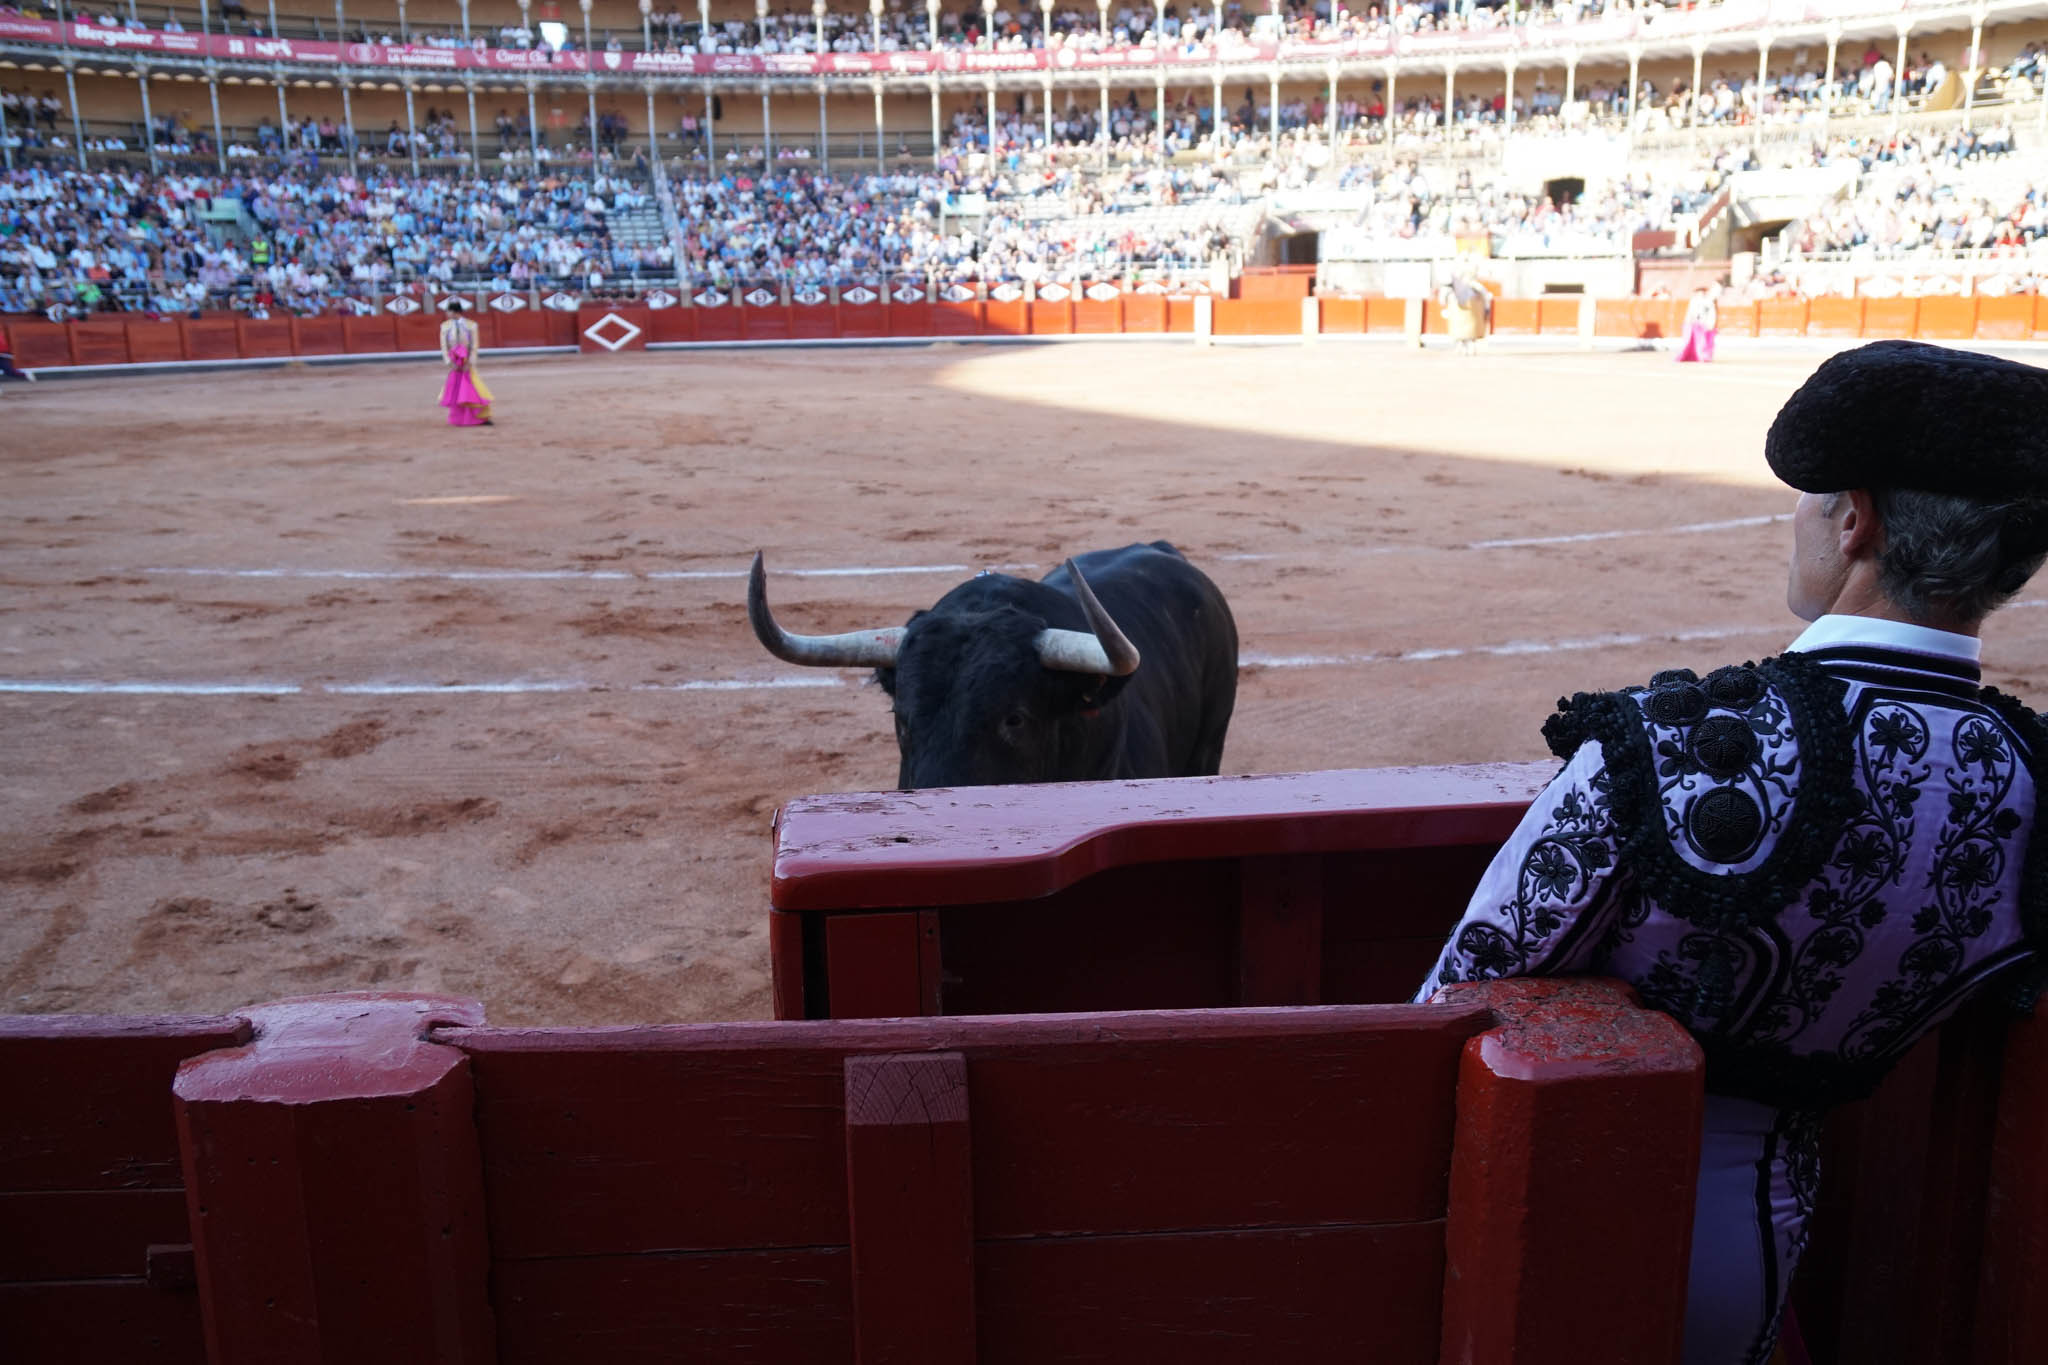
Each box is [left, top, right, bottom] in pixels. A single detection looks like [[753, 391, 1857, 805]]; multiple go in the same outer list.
[[62, 63, 87, 169], [208, 73, 227, 172], [469, 80, 483, 164], [526, 79, 540, 159], [341, 71, 357, 159], [404, 79, 421, 176]]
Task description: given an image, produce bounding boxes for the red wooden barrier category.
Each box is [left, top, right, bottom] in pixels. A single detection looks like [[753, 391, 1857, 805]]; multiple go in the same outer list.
[[291, 315, 345, 356], [394, 313, 443, 352], [0, 1013, 250, 1365], [1806, 296, 1863, 338], [180, 318, 240, 362], [1915, 296, 1976, 340], [792, 303, 843, 339], [1538, 297, 1582, 335], [575, 304, 652, 351], [341, 315, 398, 353], [2037, 296, 2048, 339], [7, 321, 74, 368], [1490, 298, 1539, 335], [1213, 297, 1301, 335], [172, 994, 494, 1365], [1028, 299, 1074, 334], [1974, 296, 2034, 341], [693, 302, 743, 343], [127, 319, 186, 363], [1718, 302, 1758, 337], [744, 302, 795, 341], [1757, 299, 1809, 336], [1366, 297, 1408, 333], [982, 297, 1028, 335], [1071, 296, 1121, 334], [1862, 298, 1918, 339], [930, 301, 983, 336], [1593, 298, 1636, 337], [1318, 296, 1365, 333], [769, 763, 1550, 1020], [68, 320, 130, 366], [838, 294, 888, 339], [235, 318, 295, 359], [887, 297, 935, 337], [645, 306, 695, 343]]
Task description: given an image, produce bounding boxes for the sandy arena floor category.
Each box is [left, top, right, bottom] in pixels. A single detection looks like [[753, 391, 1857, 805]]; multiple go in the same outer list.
[[7, 339, 2048, 1025]]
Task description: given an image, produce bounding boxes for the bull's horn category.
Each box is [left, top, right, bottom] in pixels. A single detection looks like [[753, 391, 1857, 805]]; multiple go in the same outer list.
[[747, 551, 905, 668], [1034, 559, 1141, 677]]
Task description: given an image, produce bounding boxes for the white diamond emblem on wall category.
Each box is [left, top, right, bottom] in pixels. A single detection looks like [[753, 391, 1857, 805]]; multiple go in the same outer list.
[[940, 284, 976, 303], [793, 287, 826, 306], [1085, 283, 1120, 302], [694, 289, 728, 308], [644, 289, 678, 310], [385, 296, 420, 315], [989, 283, 1024, 303], [1036, 284, 1070, 303], [842, 286, 878, 305], [891, 285, 923, 304], [744, 288, 778, 307], [582, 312, 644, 353], [489, 293, 527, 312], [543, 292, 580, 312]]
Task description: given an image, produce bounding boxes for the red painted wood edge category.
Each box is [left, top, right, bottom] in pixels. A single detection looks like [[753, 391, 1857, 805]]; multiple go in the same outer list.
[[0, 1012, 249, 1040], [173, 993, 495, 1365], [1437, 978, 1703, 1365], [845, 1052, 975, 1365], [771, 762, 1553, 911], [437, 1000, 1493, 1056], [1976, 1005, 2048, 1363]]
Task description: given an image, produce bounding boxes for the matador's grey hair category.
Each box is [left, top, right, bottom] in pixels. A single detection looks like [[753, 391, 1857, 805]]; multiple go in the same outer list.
[[1826, 489, 2048, 625]]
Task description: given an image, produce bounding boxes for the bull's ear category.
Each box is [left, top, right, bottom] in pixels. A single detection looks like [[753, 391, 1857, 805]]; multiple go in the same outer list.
[[1068, 671, 1134, 713], [872, 665, 898, 696]]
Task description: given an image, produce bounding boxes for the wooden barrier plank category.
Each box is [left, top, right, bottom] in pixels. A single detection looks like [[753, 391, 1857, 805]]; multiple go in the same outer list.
[[491, 1248, 851, 1365], [645, 306, 696, 343], [0, 1279, 207, 1365], [1164, 298, 1197, 334], [1318, 297, 1365, 333], [1320, 843, 1499, 1003], [1437, 978, 1702, 1365], [340, 315, 398, 354], [0, 1188, 192, 1281], [1974, 297, 2034, 341], [2037, 295, 2048, 340], [693, 305, 743, 343], [1538, 297, 1582, 335], [982, 299, 1029, 335], [1638, 299, 1684, 340], [888, 302, 935, 337], [1490, 299, 1539, 335], [1593, 299, 1637, 337], [826, 913, 927, 1019], [1365, 297, 1408, 333], [742, 304, 794, 343], [1028, 301, 1073, 335], [790, 304, 840, 339], [770, 910, 810, 1020], [1976, 1007, 2048, 1364], [1718, 302, 1758, 338], [0, 1014, 248, 1191], [1214, 298, 1303, 336], [1236, 854, 1324, 1006], [454, 1002, 1488, 1260], [930, 301, 983, 336], [124, 320, 186, 363], [1807, 296, 1863, 338], [180, 318, 240, 362], [543, 307, 581, 347], [5, 321, 72, 368], [1071, 298, 1120, 334], [235, 319, 295, 359], [575, 303, 652, 351], [838, 300, 888, 339], [1862, 298, 1919, 340], [1915, 296, 1975, 341], [845, 1052, 974, 1365], [1757, 299, 1809, 337], [291, 315, 346, 356], [173, 995, 494, 1365], [977, 1223, 1442, 1365], [66, 321, 129, 366]]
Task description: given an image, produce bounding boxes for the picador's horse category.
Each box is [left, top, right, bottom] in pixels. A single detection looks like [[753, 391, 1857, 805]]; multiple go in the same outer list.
[[749, 541, 1239, 789]]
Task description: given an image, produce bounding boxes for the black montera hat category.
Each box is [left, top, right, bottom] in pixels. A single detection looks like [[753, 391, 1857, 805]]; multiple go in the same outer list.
[[1765, 340, 2048, 498]]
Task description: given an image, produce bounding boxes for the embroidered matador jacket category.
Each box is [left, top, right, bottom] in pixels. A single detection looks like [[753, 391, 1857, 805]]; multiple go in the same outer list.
[[1417, 615, 2046, 1111]]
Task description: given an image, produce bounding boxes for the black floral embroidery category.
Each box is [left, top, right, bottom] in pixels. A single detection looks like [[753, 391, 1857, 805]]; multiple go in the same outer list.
[[1435, 775, 1617, 987]]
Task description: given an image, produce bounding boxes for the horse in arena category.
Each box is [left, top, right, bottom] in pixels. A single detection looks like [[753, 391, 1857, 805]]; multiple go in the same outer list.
[[748, 541, 1238, 789]]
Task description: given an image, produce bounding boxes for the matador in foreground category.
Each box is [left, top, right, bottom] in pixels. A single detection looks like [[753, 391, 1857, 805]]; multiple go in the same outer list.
[[1415, 340, 2048, 1365]]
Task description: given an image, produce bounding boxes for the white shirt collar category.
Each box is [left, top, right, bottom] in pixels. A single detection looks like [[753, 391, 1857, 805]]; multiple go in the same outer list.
[[1788, 613, 1981, 665]]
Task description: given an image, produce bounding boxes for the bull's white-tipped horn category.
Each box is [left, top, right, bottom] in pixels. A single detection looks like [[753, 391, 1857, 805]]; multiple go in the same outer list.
[[1034, 558, 1141, 677], [747, 551, 905, 668]]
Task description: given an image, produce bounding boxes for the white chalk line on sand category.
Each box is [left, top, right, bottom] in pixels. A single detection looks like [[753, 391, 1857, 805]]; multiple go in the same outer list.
[[18, 599, 2047, 696], [122, 516, 1790, 583]]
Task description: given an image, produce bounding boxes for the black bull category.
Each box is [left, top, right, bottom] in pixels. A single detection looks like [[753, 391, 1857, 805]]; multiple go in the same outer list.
[[748, 541, 1239, 789]]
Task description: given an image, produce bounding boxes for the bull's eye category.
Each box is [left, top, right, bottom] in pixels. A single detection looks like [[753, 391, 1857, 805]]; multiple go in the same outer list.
[[1001, 709, 1029, 734]]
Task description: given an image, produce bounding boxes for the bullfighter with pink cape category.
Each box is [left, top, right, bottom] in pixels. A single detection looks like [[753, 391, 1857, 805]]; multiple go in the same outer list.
[[438, 300, 494, 426], [1676, 287, 1719, 364]]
